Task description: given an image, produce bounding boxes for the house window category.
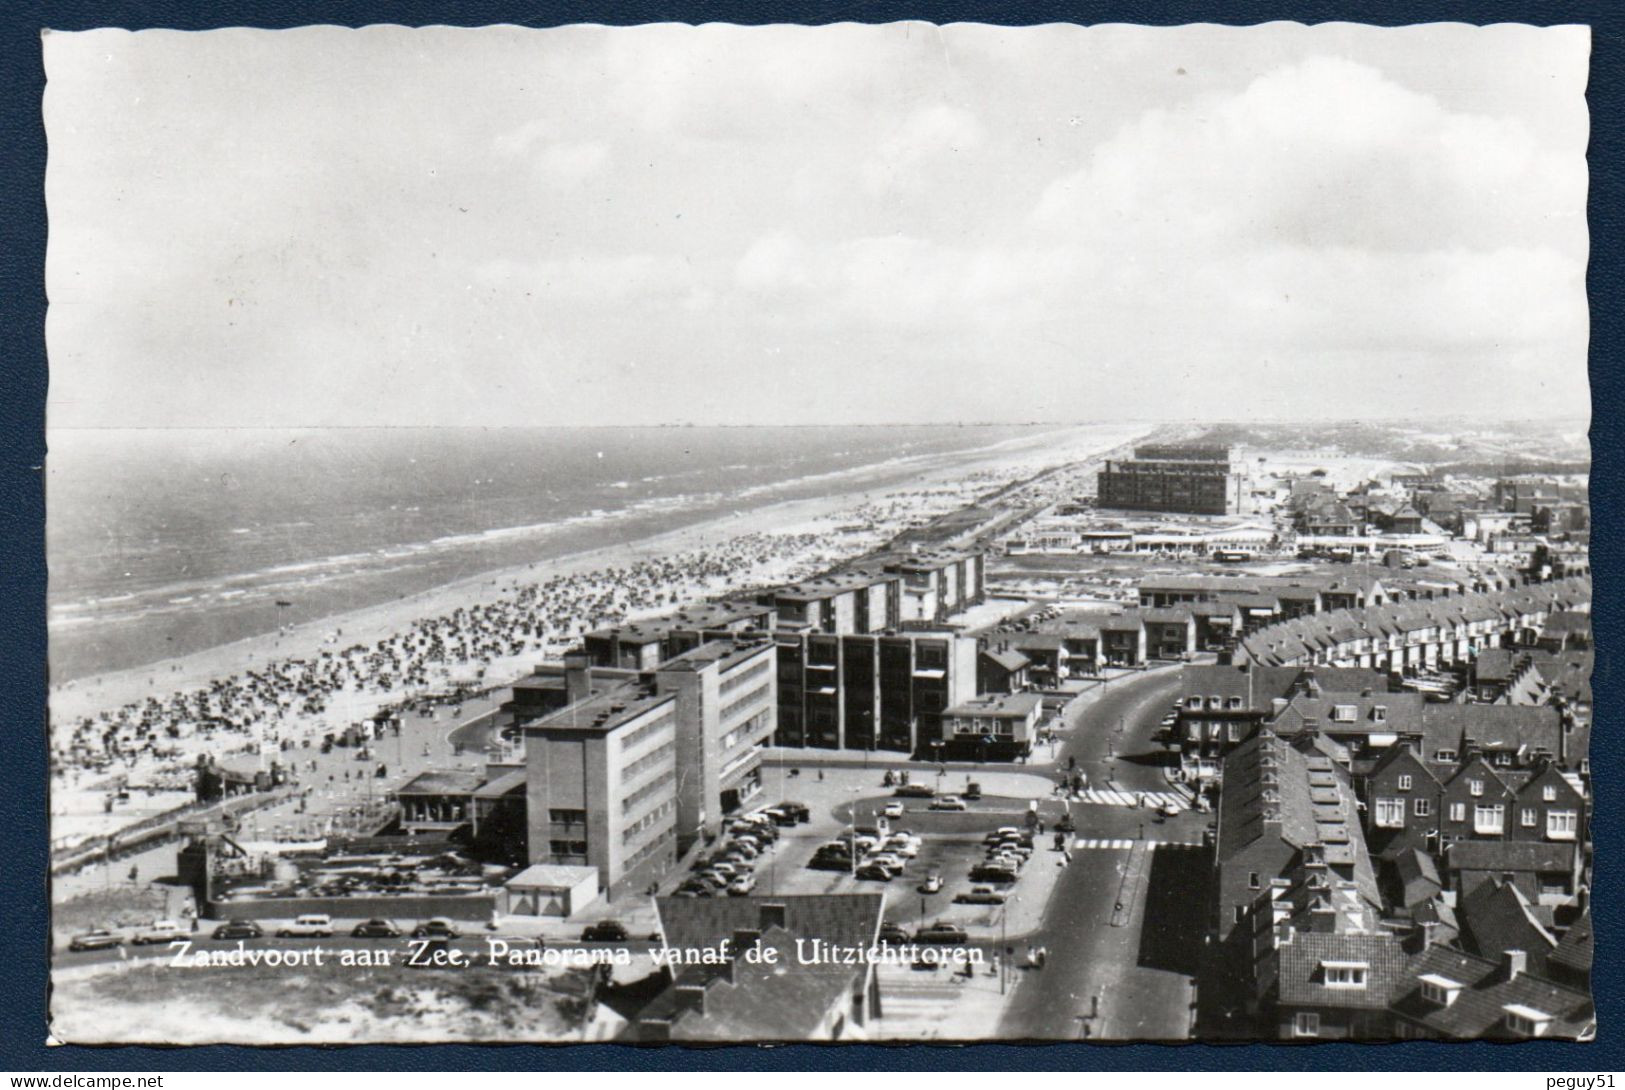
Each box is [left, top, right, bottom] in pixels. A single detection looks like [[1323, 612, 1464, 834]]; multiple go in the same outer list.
[[1373, 705, 1388, 722], [1248, 872, 1260, 890], [1229, 722, 1243, 742], [1469, 779, 1485, 797], [1322, 962, 1368, 988], [1449, 802, 1466, 822], [1398, 774, 1413, 791], [1374, 798, 1406, 828], [1543, 785, 1557, 802], [1293, 1012, 1321, 1038], [1227, 697, 1243, 710], [1495, 753, 1513, 767], [1503, 1008, 1553, 1038], [1547, 810, 1578, 840], [1234, 905, 1246, 924], [1474, 804, 1505, 835], [1420, 976, 1462, 1007], [1333, 705, 1357, 723], [1208, 696, 1222, 710], [1437, 749, 1458, 762], [1521, 808, 1537, 828], [1187, 697, 1203, 710], [1414, 798, 1432, 817]]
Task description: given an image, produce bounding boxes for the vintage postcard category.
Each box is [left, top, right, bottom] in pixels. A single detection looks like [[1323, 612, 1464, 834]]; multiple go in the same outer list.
[[44, 22, 1591, 1044]]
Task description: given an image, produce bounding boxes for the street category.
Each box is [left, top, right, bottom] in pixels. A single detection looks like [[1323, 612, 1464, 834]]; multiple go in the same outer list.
[[996, 667, 1208, 1039]]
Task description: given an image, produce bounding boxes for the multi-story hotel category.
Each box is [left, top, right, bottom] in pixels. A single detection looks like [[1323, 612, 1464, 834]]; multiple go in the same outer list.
[[1097, 443, 1244, 515]]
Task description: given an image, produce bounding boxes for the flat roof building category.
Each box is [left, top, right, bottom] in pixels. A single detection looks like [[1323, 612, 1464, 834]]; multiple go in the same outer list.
[[1099, 443, 1243, 515]]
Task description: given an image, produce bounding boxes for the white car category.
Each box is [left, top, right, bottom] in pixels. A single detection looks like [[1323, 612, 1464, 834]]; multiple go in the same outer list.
[[882, 802, 905, 819], [277, 914, 334, 938], [869, 853, 906, 872], [132, 919, 188, 945], [886, 836, 920, 858], [930, 795, 968, 811]]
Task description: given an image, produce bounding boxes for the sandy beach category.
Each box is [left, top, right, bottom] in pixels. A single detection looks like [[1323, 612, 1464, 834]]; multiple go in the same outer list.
[[49, 422, 1150, 824]]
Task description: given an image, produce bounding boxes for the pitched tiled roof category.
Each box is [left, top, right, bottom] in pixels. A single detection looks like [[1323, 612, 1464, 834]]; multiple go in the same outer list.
[[981, 648, 1031, 673], [1389, 945, 1594, 1040], [1445, 840, 1577, 875], [1276, 929, 1410, 1010], [1548, 910, 1592, 977], [1459, 879, 1557, 972]]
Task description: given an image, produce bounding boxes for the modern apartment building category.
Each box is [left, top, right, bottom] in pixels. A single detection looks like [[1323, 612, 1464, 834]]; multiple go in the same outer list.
[[523, 663, 681, 900], [650, 638, 777, 849], [772, 630, 978, 755], [756, 571, 901, 635]]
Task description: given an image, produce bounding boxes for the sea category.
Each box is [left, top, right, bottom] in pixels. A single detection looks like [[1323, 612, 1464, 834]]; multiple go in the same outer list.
[[46, 425, 1056, 683]]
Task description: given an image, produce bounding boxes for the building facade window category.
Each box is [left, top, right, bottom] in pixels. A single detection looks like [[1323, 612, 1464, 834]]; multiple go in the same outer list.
[[1375, 798, 1405, 828], [1450, 802, 1466, 822], [1547, 810, 1578, 839], [1543, 785, 1558, 802], [1521, 808, 1537, 828], [1294, 1012, 1321, 1038], [1469, 779, 1485, 797], [1414, 798, 1432, 817], [1474, 804, 1505, 835], [1322, 963, 1368, 988], [1398, 774, 1413, 791]]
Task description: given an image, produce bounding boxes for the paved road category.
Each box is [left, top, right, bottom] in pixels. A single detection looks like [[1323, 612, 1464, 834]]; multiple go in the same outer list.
[[995, 667, 1208, 1040]]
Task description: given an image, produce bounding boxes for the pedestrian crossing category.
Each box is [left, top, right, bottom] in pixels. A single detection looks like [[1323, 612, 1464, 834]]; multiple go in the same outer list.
[[1072, 837, 1205, 851], [1071, 787, 1189, 810]]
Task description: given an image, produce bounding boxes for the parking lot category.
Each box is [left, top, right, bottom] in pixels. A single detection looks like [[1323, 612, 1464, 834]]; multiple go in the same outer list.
[[658, 763, 1069, 940]]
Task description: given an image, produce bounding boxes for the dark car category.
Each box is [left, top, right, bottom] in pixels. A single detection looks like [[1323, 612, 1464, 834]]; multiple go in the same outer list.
[[971, 863, 1019, 883], [878, 923, 910, 945], [777, 802, 812, 824], [1055, 814, 1076, 834], [581, 920, 630, 943], [211, 918, 264, 941], [956, 886, 1007, 905], [894, 784, 936, 798], [963, 782, 983, 801], [914, 922, 969, 945], [67, 929, 124, 952], [410, 918, 460, 940], [351, 918, 401, 938], [855, 862, 895, 882]]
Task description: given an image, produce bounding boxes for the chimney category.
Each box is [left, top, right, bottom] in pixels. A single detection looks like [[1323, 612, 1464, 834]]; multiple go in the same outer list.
[[758, 902, 787, 931], [1503, 949, 1528, 981], [563, 651, 592, 706], [674, 983, 706, 1017]]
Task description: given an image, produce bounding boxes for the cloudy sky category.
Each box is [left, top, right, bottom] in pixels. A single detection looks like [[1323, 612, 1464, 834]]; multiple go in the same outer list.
[[43, 22, 1589, 428]]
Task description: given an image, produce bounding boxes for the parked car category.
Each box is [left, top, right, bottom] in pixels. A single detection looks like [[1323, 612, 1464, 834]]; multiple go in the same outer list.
[[886, 835, 920, 858], [882, 801, 905, 819], [1055, 814, 1076, 834], [277, 913, 334, 939], [956, 886, 1007, 905], [895, 784, 935, 798], [131, 919, 187, 945], [727, 875, 757, 896], [869, 852, 906, 872], [919, 873, 944, 894], [878, 923, 911, 945], [1160, 801, 1182, 818], [68, 929, 125, 952], [777, 802, 812, 824], [351, 918, 401, 938], [971, 863, 1019, 883], [211, 918, 264, 941], [582, 920, 630, 943], [963, 782, 983, 800], [914, 922, 969, 945], [855, 862, 896, 882], [930, 795, 968, 811], [411, 918, 461, 940]]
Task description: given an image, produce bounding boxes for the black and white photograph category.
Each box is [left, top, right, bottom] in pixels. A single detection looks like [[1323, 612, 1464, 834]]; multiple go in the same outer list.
[[42, 21, 1593, 1045]]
